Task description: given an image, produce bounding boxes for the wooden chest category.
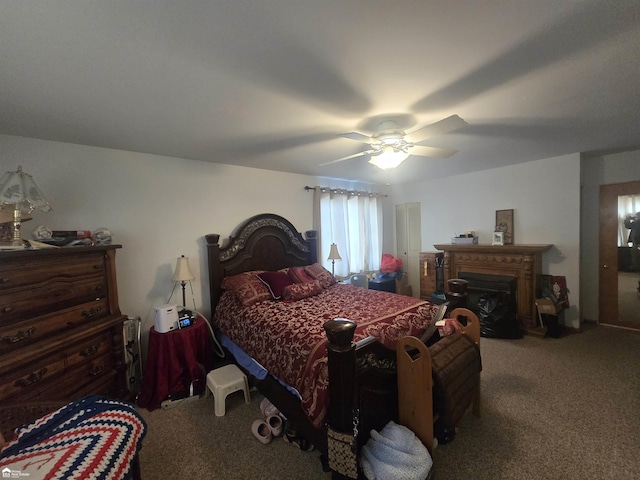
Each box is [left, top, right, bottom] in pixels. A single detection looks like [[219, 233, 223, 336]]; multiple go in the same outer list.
[[0, 246, 128, 403]]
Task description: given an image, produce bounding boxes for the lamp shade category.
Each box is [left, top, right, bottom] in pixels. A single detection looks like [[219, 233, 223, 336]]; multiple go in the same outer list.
[[172, 255, 195, 282], [327, 243, 342, 261], [368, 147, 410, 170], [0, 166, 52, 213]]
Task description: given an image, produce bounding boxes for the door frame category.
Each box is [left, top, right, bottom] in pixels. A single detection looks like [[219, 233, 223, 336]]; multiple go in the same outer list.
[[599, 180, 640, 328]]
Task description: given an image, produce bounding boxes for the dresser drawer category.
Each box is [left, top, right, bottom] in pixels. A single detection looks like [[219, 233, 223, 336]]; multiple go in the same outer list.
[[65, 330, 115, 372], [0, 351, 67, 402], [0, 298, 109, 354], [0, 277, 107, 323], [0, 255, 105, 293], [0, 330, 116, 402]]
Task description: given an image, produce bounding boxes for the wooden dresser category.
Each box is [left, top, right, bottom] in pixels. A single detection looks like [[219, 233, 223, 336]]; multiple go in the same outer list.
[[0, 245, 129, 403]]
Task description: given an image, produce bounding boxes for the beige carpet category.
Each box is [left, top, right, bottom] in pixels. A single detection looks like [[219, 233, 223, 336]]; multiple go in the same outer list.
[[618, 271, 640, 325], [136, 325, 640, 479]]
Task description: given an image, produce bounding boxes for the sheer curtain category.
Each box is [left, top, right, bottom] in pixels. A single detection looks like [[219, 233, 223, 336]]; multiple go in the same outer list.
[[313, 187, 383, 278], [618, 194, 640, 246]]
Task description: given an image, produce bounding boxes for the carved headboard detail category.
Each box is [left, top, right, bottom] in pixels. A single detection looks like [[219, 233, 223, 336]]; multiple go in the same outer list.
[[206, 213, 318, 311]]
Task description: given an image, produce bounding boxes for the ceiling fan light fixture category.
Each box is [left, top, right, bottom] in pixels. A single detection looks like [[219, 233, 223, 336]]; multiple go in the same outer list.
[[368, 146, 410, 169]]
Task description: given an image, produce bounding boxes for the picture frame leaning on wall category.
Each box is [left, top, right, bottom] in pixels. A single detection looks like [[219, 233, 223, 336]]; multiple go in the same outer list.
[[495, 209, 514, 244]]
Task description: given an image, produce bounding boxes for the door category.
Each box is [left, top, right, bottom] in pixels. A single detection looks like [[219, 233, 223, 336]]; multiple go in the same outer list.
[[599, 180, 640, 328], [396, 202, 421, 297]]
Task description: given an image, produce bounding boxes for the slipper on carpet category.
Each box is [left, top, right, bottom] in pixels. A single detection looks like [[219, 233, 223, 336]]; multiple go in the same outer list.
[[283, 428, 314, 452]]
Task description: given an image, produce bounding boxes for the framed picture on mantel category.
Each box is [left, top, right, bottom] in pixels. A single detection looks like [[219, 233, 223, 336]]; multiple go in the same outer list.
[[495, 209, 514, 244]]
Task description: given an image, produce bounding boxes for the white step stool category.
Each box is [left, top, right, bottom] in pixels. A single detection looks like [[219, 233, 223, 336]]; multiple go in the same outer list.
[[205, 364, 250, 416]]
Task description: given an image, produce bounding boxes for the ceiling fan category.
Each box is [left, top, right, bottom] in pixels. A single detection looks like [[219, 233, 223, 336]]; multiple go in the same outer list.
[[321, 114, 468, 169]]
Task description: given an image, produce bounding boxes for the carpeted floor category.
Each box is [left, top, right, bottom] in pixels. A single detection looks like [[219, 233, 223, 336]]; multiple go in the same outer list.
[[136, 325, 640, 479]]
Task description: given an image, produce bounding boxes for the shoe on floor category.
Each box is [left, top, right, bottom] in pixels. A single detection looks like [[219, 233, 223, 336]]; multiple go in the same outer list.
[[266, 414, 283, 437], [259, 397, 279, 417], [283, 427, 314, 452], [251, 419, 272, 444]]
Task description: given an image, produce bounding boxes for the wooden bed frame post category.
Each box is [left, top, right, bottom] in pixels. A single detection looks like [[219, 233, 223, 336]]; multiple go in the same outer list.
[[205, 234, 222, 311], [324, 318, 358, 479]]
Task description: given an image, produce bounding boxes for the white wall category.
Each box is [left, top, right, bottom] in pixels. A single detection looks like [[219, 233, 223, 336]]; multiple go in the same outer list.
[[0, 134, 384, 337], [581, 150, 640, 321], [390, 154, 582, 329]]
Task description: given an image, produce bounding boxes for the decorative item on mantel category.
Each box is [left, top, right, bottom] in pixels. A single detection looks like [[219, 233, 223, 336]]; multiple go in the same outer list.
[[0, 165, 52, 249], [451, 232, 478, 245], [495, 209, 514, 245]]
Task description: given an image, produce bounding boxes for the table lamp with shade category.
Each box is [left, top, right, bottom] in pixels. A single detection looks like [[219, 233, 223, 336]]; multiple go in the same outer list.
[[172, 254, 195, 310], [0, 166, 52, 248], [327, 243, 341, 276]]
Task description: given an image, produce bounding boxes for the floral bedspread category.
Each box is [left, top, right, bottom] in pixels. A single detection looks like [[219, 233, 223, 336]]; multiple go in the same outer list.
[[214, 283, 438, 428]]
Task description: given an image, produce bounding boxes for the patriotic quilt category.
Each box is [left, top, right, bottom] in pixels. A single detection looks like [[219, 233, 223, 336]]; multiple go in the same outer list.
[[0, 396, 146, 480]]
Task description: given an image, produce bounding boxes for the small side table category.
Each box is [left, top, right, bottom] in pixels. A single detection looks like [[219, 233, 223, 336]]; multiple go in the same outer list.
[[368, 277, 396, 293], [137, 316, 213, 410]]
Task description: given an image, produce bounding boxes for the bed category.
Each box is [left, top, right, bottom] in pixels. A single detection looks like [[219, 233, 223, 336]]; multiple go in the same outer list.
[[206, 213, 481, 477]]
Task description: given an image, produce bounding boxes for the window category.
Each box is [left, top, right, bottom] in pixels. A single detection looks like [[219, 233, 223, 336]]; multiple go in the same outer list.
[[313, 188, 383, 277]]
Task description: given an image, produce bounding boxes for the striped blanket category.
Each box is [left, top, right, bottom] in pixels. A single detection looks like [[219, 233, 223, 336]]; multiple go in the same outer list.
[[0, 396, 146, 480]]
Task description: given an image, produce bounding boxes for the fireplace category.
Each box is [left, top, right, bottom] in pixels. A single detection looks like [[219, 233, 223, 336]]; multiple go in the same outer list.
[[433, 243, 552, 333]]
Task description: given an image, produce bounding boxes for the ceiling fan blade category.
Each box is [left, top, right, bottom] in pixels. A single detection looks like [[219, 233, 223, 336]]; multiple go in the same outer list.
[[408, 115, 468, 143], [319, 149, 374, 166], [410, 145, 458, 158], [340, 131, 375, 144]]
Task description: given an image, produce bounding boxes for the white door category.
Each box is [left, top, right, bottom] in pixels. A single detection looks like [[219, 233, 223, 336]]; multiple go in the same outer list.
[[396, 202, 421, 297]]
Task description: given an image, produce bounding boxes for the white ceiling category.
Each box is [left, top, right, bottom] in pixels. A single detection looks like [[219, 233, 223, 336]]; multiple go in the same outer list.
[[1, 1, 639, 185]]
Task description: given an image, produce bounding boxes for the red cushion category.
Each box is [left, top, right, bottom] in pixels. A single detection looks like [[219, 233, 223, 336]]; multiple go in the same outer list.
[[282, 280, 324, 301], [221, 271, 271, 306], [288, 266, 316, 284], [257, 271, 294, 299], [304, 263, 337, 289]]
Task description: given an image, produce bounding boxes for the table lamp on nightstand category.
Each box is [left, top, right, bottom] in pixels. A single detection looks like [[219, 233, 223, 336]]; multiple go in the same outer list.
[[327, 243, 341, 276], [172, 255, 195, 309]]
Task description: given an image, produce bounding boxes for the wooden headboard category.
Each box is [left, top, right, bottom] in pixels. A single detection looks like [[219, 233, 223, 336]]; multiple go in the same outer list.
[[205, 213, 318, 313]]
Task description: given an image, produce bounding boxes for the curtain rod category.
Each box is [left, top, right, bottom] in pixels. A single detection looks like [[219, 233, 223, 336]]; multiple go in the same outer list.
[[304, 185, 388, 198]]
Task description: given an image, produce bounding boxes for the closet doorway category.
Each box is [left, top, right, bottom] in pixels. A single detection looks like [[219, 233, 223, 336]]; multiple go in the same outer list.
[[599, 180, 640, 329]]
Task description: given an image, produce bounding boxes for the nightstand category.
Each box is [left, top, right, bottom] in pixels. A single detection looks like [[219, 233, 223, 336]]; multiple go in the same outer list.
[[137, 316, 213, 410]]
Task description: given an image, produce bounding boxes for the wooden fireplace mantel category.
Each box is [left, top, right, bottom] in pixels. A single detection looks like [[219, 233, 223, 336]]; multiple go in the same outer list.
[[434, 244, 553, 331]]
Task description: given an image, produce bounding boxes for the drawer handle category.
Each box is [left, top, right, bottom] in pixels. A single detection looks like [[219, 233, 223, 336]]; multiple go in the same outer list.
[[82, 307, 102, 318], [87, 364, 106, 377], [2, 306, 12, 313], [79, 343, 101, 357], [2, 327, 36, 344], [15, 368, 48, 388]]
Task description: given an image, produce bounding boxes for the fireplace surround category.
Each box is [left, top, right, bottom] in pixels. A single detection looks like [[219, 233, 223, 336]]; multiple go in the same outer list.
[[433, 244, 552, 332]]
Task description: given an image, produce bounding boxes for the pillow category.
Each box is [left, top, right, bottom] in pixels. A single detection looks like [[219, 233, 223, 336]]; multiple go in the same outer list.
[[304, 263, 337, 289], [221, 271, 271, 306], [257, 271, 294, 300], [288, 266, 316, 284], [282, 280, 324, 301]]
